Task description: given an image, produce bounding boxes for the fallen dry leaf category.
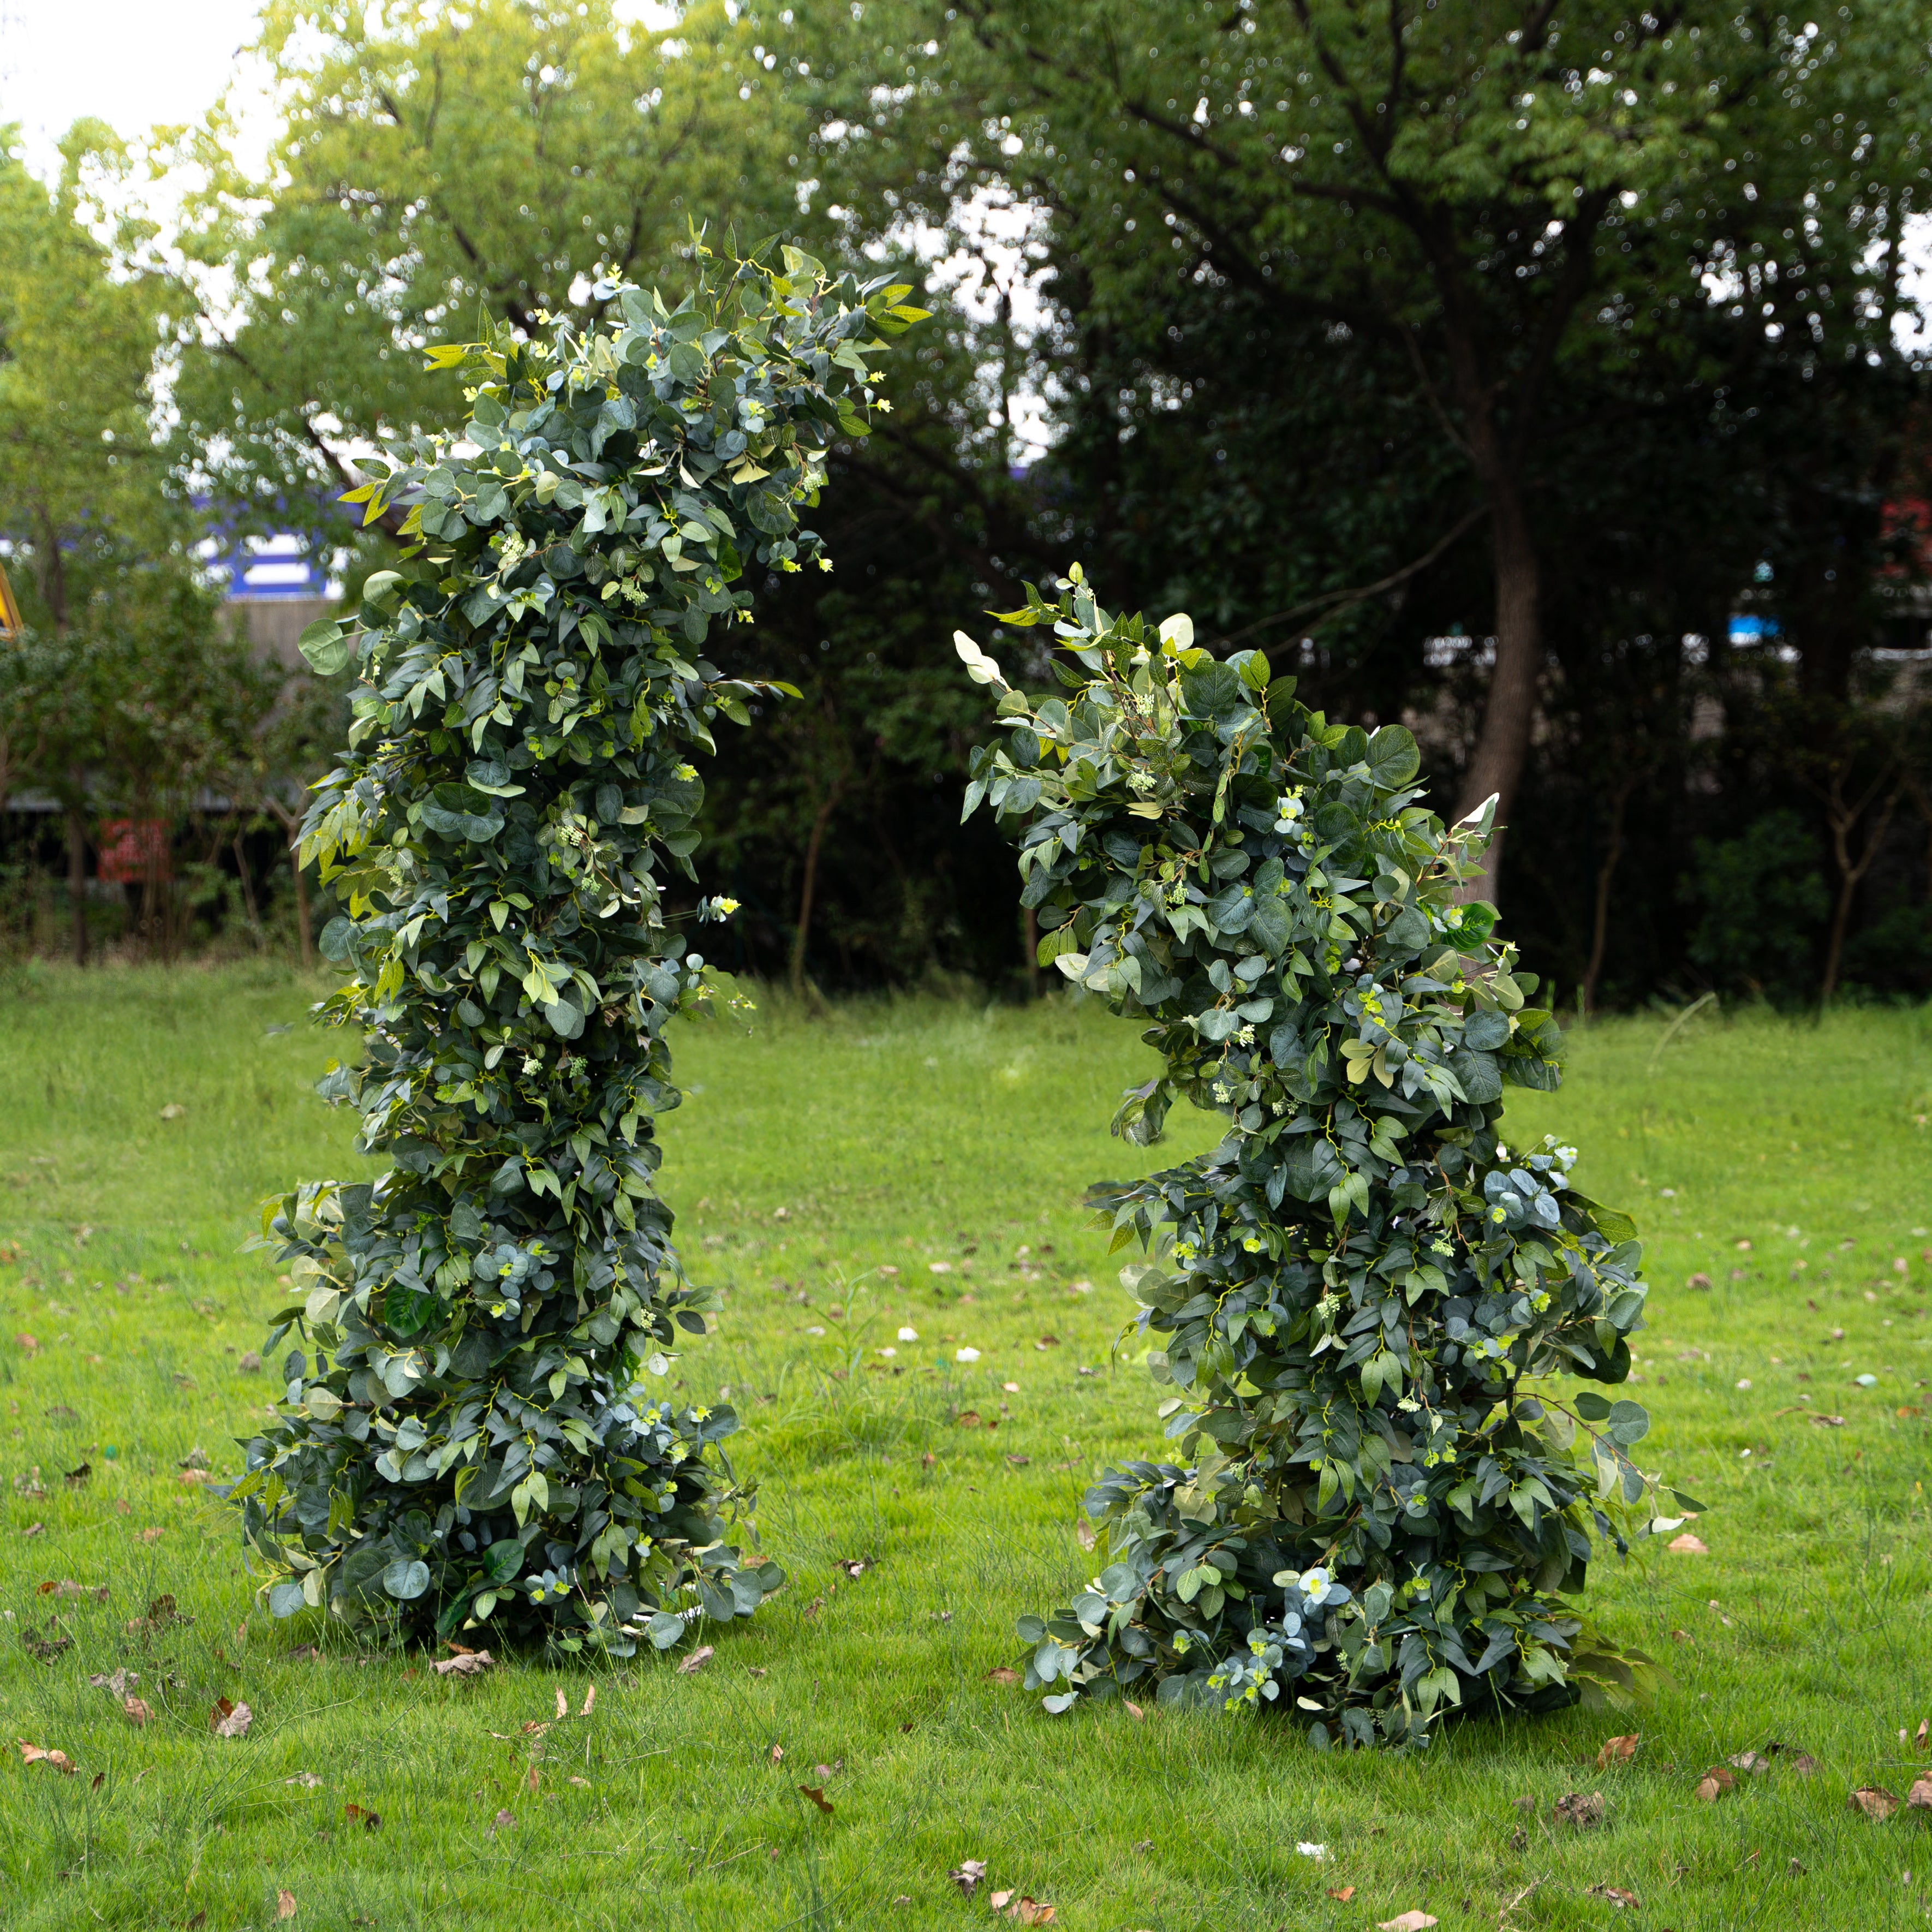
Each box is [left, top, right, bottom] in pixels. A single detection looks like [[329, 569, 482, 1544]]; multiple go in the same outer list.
[[1786, 1752, 1818, 1778], [20, 1624, 71, 1662], [1667, 1533, 1709, 1554], [1728, 1749, 1773, 1775], [955, 1410, 982, 1428], [580, 1683, 595, 1718], [1597, 1734, 1639, 1769], [1848, 1785, 1899, 1821], [1554, 1792, 1606, 1828], [1906, 1777, 1932, 1812], [1075, 1521, 1097, 1552], [676, 1645, 715, 1677], [1378, 1913, 1439, 1931], [40, 1579, 108, 1601], [950, 1858, 988, 1898], [798, 1784, 834, 1816], [1917, 1719, 1929, 1751], [284, 1772, 322, 1788], [431, 1650, 493, 1677], [345, 1803, 380, 1831], [490, 1809, 515, 1834], [1123, 1701, 1144, 1721], [1695, 1767, 1736, 1803], [87, 1668, 139, 1695], [1328, 1887, 1357, 1903], [569, 1775, 591, 1788], [986, 1666, 1020, 1687], [1586, 1885, 1640, 1909], [17, 1740, 76, 1774], [770, 1743, 785, 1764], [1008, 1901, 1056, 1925], [121, 1697, 153, 1727], [555, 1686, 567, 1720], [524, 1766, 539, 1793], [137, 1527, 163, 1544], [210, 1699, 253, 1738], [991, 1892, 1015, 1912], [276, 1889, 296, 1920]]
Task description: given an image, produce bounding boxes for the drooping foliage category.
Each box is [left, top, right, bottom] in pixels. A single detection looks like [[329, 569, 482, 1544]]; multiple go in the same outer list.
[[232, 247, 925, 1654], [961, 573, 1692, 1745]]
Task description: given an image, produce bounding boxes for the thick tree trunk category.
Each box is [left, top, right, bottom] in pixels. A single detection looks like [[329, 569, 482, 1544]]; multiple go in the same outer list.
[[1456, 480, 1542, 900]]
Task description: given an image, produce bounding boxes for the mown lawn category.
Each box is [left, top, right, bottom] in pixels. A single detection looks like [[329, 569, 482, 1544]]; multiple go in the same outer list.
[[1, 963, 1929, 1931]]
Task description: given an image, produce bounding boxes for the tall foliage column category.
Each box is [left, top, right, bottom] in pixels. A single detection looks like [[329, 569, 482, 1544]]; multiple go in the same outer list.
[[235, 252, 924, 1653], [961, 573, 1693, 1745]]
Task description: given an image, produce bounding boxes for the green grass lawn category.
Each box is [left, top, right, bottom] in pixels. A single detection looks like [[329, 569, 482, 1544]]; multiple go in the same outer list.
[[2, 963, 1930, 1930]]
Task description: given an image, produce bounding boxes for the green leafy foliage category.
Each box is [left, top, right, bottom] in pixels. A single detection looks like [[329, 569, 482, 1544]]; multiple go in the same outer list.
[[232, 244, 920, 1654], [965, 573, 1673, 1745]]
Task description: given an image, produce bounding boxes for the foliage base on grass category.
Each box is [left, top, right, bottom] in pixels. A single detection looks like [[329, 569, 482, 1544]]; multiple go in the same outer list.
[[231, 248, 922, 1653], [966, 575, 1678, 1744]]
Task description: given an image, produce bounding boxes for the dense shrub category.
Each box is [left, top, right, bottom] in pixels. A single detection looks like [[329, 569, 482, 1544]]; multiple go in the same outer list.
[[962, 572, 1685, 1745], [1686, 809, 1829, 1002], [233, 249, 923, 1652]]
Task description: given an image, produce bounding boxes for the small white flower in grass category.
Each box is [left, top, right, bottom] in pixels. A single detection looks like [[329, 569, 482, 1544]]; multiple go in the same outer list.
[[1735, 1378, 1751, 1390], [956, 1346, 981, 1363], [878, 1347, 896, 1358], [898, 1326, 919, 1341], [805, 1326, 825, 1337], [1296, 1841, 1327, 1861]]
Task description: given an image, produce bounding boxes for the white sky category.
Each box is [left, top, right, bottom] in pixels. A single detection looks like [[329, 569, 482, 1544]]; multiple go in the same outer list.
[[0, 0, 266, 168]]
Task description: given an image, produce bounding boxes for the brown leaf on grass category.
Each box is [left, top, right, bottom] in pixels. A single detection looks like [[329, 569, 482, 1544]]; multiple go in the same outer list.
[[64, 1463, 91, 1488], [187, 1913, 206, 1929], [1123, 1701, 1144, 1721], [276, 1889, 297, 1920], [21, 1521, 43, 1537], [122, 1697, 154, 1726], [1811, 1414, 1846, 1427], [210, 1699, 252, 1738], [1586, 1885, 1640, 1909], [17, 1740, 76, 1774], [138, 1527, 163, 1544], [1695, 1767, 1736, 1802], [798, 1784, 834, 1815], [87, 1668, 139, 1695], [431, 1650, 493, 1677], [950, 1859, 988, 1898], [554, 1686, 567, 1721], [1667, 1533, 1709, 1554], [1327, 1887, 1357, 1903], [1728, 1750, 1773, 1775], [40, 1579, 108, 1601], [1916, 1720, 1929, 1751], [15, 1332, 39, 1355], [769, 1743, 785, 1764], [986, 1667, 1020, 1686], [20, 1624, 71, 1661], [524, 1766, 539, 1793], [1007, 1901, 1056, 1925], [580, 1683, 595, 1718], [568, 1775, 590, 1788], [344, 1803, 380, 1831], [1005, 1454, 1031, 1468], [991, 1891, 1015, 1912], [1554, 1792, 1606, 1828], [676, 1645, 715, 1677], [1597, 1734, 1639, 1769], [1848, 1785, 1900, 1820], [130, 1593, 190, 1634], [955, 1410, 982, 1428], [1075, 1520, 1097, 1552], [490, 1810, 516, 1834], [1377, 1914, 1439, 1931], [1906, 1777, 1932, 1812]]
